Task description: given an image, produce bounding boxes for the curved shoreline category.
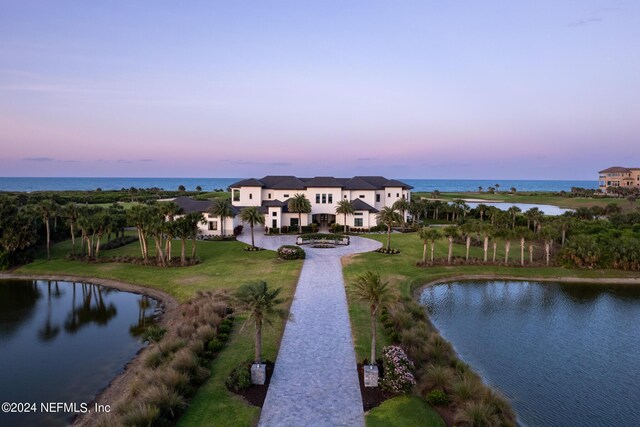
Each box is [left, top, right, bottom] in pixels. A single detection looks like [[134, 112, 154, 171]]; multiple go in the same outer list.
[[0, 273, 180, 425]]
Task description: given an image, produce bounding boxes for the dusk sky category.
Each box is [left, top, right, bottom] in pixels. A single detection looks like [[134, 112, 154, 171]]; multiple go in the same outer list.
[[1, 1, 639, 179]]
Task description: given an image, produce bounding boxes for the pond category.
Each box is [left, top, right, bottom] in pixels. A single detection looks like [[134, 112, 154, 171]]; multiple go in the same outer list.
[[0, 279, 158, 426], [464, 202, 571, 216], [420, 280, 640, 427]]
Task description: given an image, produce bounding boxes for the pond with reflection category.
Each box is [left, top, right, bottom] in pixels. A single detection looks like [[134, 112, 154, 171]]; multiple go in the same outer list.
[[0, 279, 158, 426], [420, 280, 640, 427]]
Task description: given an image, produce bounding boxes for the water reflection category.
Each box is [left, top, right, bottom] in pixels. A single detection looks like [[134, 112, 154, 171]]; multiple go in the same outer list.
[[420, 280, 640, 427], [0, 279, 159, 427]]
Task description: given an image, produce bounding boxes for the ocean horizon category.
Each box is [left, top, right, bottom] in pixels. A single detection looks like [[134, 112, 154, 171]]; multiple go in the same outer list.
[[0, 177, 597, 193]]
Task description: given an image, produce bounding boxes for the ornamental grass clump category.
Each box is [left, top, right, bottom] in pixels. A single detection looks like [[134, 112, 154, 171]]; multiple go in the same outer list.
[[380, 345, 416, 394]]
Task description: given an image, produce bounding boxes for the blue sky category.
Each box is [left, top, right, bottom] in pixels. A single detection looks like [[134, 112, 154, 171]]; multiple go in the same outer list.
[[1, 1, 638, 179]]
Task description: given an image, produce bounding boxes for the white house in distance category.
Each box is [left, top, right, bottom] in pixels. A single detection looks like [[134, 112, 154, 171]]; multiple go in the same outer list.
[[170, 176, 413, 237]]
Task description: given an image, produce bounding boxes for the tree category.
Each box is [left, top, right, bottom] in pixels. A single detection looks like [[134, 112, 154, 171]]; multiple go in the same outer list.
[[478, 223, 494, 263], [628, 195, 637, 209], [419, 227, 441, 264], [35, 200, 58, 260], [288, 193, 311, 233], [507, 206, 521, 229], [195, 185, 202, 193], [460, 220, 481, 262], [515, 226, 533, 266], [209, 198, 235, 237], [476, 204, 489, 221], [377, 207, 401, 252], [443, 226, 459, 264], [240, 207, 265, 249], [408, 198, 426, 226], [478, 186, 483, 193], [498, 228, 515, 265], [335, 199, 355, 233], [510, 187, 517, 194], [524, 207, 542, 232], [235, 281, 288, 364], [63, 203, 80, 255], [540, 225, 559, 266], [174, 216, 193, 266], [127, 204, 152, 261], [350, 271, 394, 365], [392, 198, 410, 231], [178, 185, 186, 192]]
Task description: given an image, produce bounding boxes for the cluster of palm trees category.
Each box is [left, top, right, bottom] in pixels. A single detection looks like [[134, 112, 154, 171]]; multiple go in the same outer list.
[[417, 211, 573, 267]]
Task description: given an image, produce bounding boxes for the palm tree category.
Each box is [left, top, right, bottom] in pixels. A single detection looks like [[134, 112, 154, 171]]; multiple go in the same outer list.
[[195, 185, 202, 193], [209, 198, 235, 237], [540, 225, 559, 266], [507, 206, 521, 229], [478, 223, 494, 262], [392, 198, 410, 231], [515, 226, 532, 266], [419, 227, 441, 264], [524, 207, 542, 231], [64, 203, 80, 255], [408, 198, 426, 226], [443, 226, 459, 264], [350, 271, 394, 365], [498, 228, 515, 265], [476, 204, 489, 221], [36, 200, 58, 260], [335, 199, 355, 233], [174, 216, 192, 266], [187, 212, 205, 259], [555, 214, 573, 246], [376, 207, 401, 252], [240, 207, 265, 249], [127, 204, 151, 261], [235, 281, 288, 364], [460, 220, 481, 262], [288, 193, 311, 233]]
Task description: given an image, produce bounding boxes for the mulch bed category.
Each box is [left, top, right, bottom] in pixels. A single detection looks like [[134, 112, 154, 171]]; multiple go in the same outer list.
[[235, 361, 274, 407], [357, 364, 394, 411]]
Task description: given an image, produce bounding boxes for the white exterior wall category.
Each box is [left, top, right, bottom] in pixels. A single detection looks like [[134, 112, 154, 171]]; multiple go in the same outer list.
[[232, 187, 262, 206], [264, 189, 300, 201], [175, 213, 237, 237], [282, 213, 310, 227], [308, 187, 343, 214], [267, 207, 281, 229]]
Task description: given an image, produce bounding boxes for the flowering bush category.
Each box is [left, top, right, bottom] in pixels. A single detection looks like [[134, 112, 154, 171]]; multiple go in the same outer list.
[[277, 245, 306, 260], [380, 345, 416, 394]]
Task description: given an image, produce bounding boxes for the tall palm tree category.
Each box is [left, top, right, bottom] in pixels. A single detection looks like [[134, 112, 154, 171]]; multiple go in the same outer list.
[[240, 207, 265, 248], [174, 216, 192, 266], [540, 225, 559, 266], [524, 207, 541, 231], [288, 193, 311, 233], [350, 271, 394, 365], [443, 226, 459, 264], [64, 203, 80, 255], [236, 281, 288, 364], [209, 197, 235, 237], [392, 198, 410, 231], [127, 204, 151, 261], [335, 199, 355, 233], [187, 212, 205, 259], [419, 227, 441, 264], [36, 200, 58, 260], [460, 220, 481, 262], [499, 228, 515, 265], [507, 206, 521, 229], [515, 226, 532, 266], [376, 206, 401, 252], [408, 198, 426, 226], [476, 204, 489, 221], [478, 223, 494, 263]]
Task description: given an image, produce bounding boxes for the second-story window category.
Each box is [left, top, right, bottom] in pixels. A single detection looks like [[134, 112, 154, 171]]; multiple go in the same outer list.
[[249, 193, 253, 199], [316, 194, 320, 203], [322, 194, 326, 204], [376, 194, 381, 202], [233, 190, 240, 202], [328, 194, 333, 203], [359, 194, 365, 199], [387, 193, 391, 197]]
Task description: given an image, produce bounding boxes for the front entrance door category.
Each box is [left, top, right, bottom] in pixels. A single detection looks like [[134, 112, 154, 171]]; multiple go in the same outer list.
[[272, 219, 277, 228]]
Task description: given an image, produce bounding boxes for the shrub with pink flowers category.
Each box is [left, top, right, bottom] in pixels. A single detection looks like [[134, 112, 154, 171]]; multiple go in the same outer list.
[[380, 345, 416, 393]]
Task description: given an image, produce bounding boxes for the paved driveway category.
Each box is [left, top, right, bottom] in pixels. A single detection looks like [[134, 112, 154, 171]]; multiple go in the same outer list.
[[237, 231, 381, 427]]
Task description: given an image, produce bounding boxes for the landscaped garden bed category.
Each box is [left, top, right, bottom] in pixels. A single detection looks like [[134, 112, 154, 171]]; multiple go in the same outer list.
[[296, 233, 349, 246]]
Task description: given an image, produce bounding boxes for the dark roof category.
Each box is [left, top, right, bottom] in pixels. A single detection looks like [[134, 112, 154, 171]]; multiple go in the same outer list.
[[351, 199, 379, 212], [260, 176, 306, 190], [230, 175, 413, 191], [261, 199, 291, 212], [341, 177, 378, 190], [229, 178, 264, 187], [301, 176, 344, 187], [170, 196, 214, 214], [383, 179, 414, 190], [599, 166, 632, 173]]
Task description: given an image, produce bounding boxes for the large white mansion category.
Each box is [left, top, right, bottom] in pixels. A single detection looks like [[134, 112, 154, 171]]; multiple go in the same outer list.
[[172, 175, 413, 236]]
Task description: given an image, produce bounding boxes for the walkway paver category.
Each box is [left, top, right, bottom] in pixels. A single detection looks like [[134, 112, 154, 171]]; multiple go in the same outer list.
[[237, 231, 381, 427]]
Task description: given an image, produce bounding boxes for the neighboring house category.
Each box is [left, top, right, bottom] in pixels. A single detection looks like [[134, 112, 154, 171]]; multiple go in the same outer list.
[[598, 167, 640, 192], [167, 176, 413, 236], [229, 175, 413, 230]]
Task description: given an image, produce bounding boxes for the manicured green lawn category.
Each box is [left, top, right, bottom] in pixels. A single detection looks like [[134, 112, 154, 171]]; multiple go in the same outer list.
[[12, 236, 302, 425], [413, 191, 640, 211], [365, 395, 446, 427]]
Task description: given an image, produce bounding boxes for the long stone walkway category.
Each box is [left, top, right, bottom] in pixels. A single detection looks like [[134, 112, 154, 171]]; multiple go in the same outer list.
[[237, 231, 381, 427]]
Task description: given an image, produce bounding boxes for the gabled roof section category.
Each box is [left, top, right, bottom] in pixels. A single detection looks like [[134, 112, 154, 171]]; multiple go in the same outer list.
[[303, 176, 344, 187], [383, 179, 414, 189], [351, 198, 379, 213], [170, 196, 214, 214], [599, 166, 632, 173], [341, 176, 378, 190], [229, 178, 264, 187], [260, 175, 306, 190], [261, 199, 291, 212]]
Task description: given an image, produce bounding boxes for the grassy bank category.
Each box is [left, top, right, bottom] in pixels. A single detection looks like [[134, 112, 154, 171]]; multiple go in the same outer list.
[[414, 191, 640, 211], [343, 233, 639, 425], [11, 236, 303, 425]]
